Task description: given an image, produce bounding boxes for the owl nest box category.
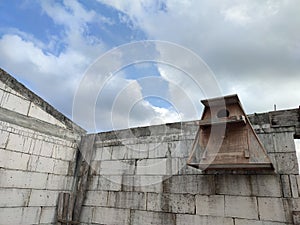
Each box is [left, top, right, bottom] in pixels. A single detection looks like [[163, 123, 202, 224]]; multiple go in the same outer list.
[[187, 94, 273, 170]]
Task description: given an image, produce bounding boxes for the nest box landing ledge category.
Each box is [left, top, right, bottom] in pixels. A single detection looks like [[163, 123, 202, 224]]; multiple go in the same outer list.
[[187, 94, 274, 171]]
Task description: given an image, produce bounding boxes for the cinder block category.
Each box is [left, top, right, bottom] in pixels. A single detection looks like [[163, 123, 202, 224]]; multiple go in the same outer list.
[[258, 197, 287, 222], [290, 175, 299, 198], [92, 207, 130, 225], [40, 141, 54, 157], [108, 191, 146, 210], [99, 160, 135, 175], [234, 218, 290, 225], [176, 214, 234, 225], [272, 132, 296, 153], [136, 158, 177, 175], [257, 133, 274, 153], [147, 193, 195, 214], [216, 175, 251, 196], [196, 195, 224, 217], [134, 175, 164, 193], [53, 159, 69, 175], [0, 92, 30, 115], [46, 174, 73, 190], [0, 129, 9, 148], [6, 133, 32, 153], [148, 142, 168, 158], [97, 175, 122, 191], [131, 210, 175, 225], [28, 156, 55, 173], [225, 196, 258, 220], [0, 207, 41, 225], [0, 188, 31, 207], [84, 191, 108, 206], [28, 190, 59, 206], [80, 206, 94, 224], [163, 175, 215, 195], [274, 152, 299, 174], [0, 169, 48, 189], [250, 175, 282, 197], [170, 140, 193, 158], [281, 175, 292, 197], [0, 149, 30, 170], [28, 103, 66, 127], [94, 146, 112, 160], [39, 207, 56, 224]]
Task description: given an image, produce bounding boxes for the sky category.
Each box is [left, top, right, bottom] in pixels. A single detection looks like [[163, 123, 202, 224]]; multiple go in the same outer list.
[[0, 0, 299, 132]]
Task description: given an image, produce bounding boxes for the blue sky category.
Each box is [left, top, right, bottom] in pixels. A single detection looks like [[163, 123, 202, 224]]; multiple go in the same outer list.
[[0, 1, 300, 132]]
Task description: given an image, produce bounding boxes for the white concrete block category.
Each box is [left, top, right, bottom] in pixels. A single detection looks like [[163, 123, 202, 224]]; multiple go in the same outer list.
[[28, 103, 66, 128], [0, 149, 30, 170], [0, 188, 31, 207], [99, 160, 135, 175], [0, 207, 41, 225], [196, 195, 225, 217], [28, 190, 59, 206], [258, 197, 286, 222], [6, 133, 32, 153], [28, 156, 55, 173], [84, 191, 108, 206], [0, 92, 30, 115], [147, 193, 195, 214], [52, 145, 76, 161], [97, 175, 122, 191], [94, 146, 112, 160], [92, 207, 130, 225], [53, 159, 69, 175], [39, 207, 56, 224], [235, 218, 289, 225], [0, 129, 9, 148], [131, 210, 175, 225], [0, 169, 48, 189], [148, 142, 168, 158], [80, 206, 94, 224], [225, 196, 258, 220], [176, 214, 234, 225], [40, 141, 54, 157]]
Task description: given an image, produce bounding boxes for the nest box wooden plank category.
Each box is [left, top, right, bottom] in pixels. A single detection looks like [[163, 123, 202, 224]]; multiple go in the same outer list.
[[187, 94, 273, 170]]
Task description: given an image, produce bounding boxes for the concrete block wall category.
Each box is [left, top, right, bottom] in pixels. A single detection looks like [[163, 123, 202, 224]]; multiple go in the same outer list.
[[80, 109, 300, 225], [0, 74, 84, 225]]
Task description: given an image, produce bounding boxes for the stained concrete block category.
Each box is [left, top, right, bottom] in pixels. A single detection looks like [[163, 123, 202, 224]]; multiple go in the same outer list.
[[92, 207, 130, 225], [80, 206, 94, 224], [258, 197, 286, 222], [98, 160, 135, 175], [163, 175, 215, 195], [216, 175, 251, 196], [28, 156, 55, 173], [136, 158, 168, 175], [250, 175, 282, 197], [170, 140, 193, 158], [0, 207, 41, 225], [108, 191, 146, 210], [28, 190, 59, 206], [46, 174, 73, 190], [97, 175, 122, 191], [281, 175, 292, 197], [0, 129, 9, 148], [234, 218, 291, 225], [0, 188, 31, 207], [148, 142, 168, 158], [274, 152, 299, 174], [225, 196, 258, 220], [53, 159, 69, 175], [39, 207, 56, 224], [196, 195, 225, 217], [0, 149, 30, 170], [176, 214, 234, 225], [84, 191, 108, 206], [147, 193, 195, 214], [131, 210, 175, 225], [52, 145, 76, 161], [290, 175, 299, 198], [272, 132, 296, 153], [133, 175, 164, 193], [0, 169, 48, 189], [6, 133, 32, 153], [39, 141, 55, 157]]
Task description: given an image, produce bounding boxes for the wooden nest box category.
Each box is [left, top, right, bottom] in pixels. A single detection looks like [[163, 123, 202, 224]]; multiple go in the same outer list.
[[187, 94, 273, 170]]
